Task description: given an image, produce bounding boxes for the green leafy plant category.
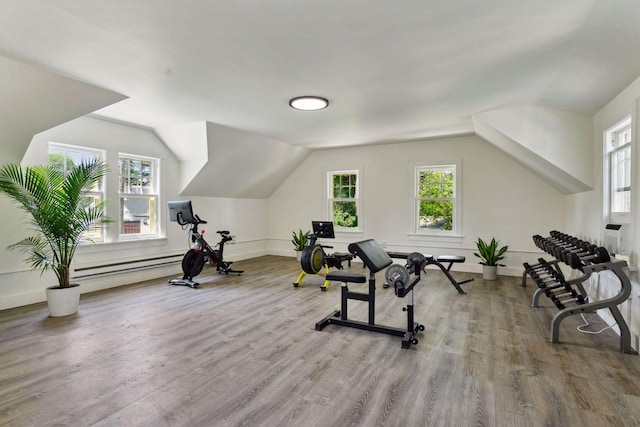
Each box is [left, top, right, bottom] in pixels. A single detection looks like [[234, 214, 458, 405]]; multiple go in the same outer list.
[[0, 160, 112, 288], [291, 229, 311, 251], [474, 237, 508, 267]]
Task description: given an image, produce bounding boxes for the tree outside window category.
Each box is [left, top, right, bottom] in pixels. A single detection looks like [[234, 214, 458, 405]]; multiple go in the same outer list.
[[329, 171, 359, 229], [49, 143, 105, 240], [416, 166, 455, 232]]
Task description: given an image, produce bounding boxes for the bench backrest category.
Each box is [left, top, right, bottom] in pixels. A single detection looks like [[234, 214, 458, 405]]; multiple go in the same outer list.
[[348, 239, 393, 273]]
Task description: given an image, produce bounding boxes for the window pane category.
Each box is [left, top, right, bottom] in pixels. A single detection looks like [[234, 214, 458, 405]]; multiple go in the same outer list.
[[120, 158, 155, 195], [119, 154, 159, 237], [120, 197, 156, 235], [333, 201, 358, 228], [419, 170, 451, 198], [331, 173, 356, 199], [418, 200, 453, 231], [442, 177, 454, 197], [119, 159, 127, 192], [329, 171, 358, 229], [332, 175, 340, 197], [48, 144, 105, 241], [141, 161, 152, 194], [49, 150, 65, 171], [611, 146, 631, 213], [416, 165, 455, 233], [83, 194, 102, 240]]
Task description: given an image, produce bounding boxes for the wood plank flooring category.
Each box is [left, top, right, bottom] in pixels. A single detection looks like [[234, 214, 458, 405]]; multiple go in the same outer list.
[[2, 255, 640, 426]]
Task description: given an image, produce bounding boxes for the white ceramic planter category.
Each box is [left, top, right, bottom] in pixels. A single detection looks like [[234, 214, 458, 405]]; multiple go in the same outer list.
[[482, 265, 498, 281], [46, 284, 81, 317]]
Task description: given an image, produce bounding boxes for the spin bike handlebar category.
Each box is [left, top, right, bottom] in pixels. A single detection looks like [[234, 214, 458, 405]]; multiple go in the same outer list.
[[188, 216, 230, 238], [187, 216, 230, 241], [188, 216, 231, 238], [191, 214, 207, 225]]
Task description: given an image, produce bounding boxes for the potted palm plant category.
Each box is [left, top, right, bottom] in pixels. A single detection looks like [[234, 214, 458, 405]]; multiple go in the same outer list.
[[291, 229, 310, 260], [0, 160, 111, 316], [474, 237, 508, 280]]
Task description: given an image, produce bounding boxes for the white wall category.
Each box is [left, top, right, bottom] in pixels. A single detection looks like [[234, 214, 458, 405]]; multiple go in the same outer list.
[[0, 116, 269, 310], [474, 106, 594, 188], [267, 134, 566, 275], [179, 195, 268, 262], [568, 74, 640, 263], [566, 74, 640, 346]]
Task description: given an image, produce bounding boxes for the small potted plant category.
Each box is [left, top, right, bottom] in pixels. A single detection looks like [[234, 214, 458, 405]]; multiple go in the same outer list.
[[474, 237, 508, 280], [291, 229, 310, 260], [0, 160, 112, 316]]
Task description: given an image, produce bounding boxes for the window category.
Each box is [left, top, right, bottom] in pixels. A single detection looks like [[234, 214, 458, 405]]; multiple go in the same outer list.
[[119, 154, 159, 237], [415, 165, 456, 233], [48, 143, 106, 241], [48, 144, 162, 242], [605, 117, 632, 223], [328, 170, 359, 230]]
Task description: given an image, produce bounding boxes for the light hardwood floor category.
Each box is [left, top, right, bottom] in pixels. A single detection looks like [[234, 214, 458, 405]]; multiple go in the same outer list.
[[2, 255, 640, 426]]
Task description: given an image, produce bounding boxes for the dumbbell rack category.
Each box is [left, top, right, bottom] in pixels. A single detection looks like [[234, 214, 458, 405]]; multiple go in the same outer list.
[[524, 231, 636, 354]]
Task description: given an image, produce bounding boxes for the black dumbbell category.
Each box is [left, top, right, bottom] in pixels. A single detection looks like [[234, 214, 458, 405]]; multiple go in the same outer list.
[[550, 290, 585, 308], [555, 243, 598, 264], [567, 246, 610, 269]]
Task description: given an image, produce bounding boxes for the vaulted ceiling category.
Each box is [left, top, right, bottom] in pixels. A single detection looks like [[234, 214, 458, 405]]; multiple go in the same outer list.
[[2, 1, 640, 196]]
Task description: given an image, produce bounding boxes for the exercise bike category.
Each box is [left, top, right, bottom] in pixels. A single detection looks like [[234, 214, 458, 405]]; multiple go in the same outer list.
[[293, 221, 353, 291], [168, 200, 243, 288]]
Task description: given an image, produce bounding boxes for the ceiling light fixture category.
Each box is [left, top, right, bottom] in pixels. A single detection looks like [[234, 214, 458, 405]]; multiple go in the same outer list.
[[289, 96, 329, 111]]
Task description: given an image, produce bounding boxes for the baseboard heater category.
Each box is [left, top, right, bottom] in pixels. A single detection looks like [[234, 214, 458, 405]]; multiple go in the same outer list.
[[72, 253, 184, 279]]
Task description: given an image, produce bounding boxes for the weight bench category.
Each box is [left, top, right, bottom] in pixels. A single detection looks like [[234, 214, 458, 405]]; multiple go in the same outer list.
[[315, 239, 425, 349], [385, 252, 473, 294]]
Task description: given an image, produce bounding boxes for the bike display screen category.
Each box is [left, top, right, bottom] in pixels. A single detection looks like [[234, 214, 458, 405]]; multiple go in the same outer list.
[[168, 200, 196, 224]]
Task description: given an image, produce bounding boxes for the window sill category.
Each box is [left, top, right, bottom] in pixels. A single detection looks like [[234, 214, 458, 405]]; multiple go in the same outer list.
[[407, 232, 464, 244], [117, 234, 162, 242], [79, 236, 168, 251], [335, 228, 363, 234]]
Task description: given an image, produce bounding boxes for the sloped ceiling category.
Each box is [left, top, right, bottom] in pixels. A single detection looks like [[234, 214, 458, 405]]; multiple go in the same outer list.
[[472, 106, 595, 194], [1, 1, 640, 196], [0, 55, 126, 162], [158, 122, 310, 198]]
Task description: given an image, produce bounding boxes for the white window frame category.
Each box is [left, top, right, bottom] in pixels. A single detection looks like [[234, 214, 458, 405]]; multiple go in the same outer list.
[[48, 142, 106, 242], [118, 153, 160, 240], [327, 169, 361, 232], [604, 116, 633, 225], [413, 162, 462, 237]]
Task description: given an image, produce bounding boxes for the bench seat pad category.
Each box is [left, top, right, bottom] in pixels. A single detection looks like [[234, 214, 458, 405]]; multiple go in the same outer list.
[[326, 271, 367, 284], [436, 255, 465, 263]]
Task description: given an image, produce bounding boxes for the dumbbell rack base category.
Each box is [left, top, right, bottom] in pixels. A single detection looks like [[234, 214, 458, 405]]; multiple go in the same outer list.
[[550, 260, 637, 355], [526, 232, 637, 354]]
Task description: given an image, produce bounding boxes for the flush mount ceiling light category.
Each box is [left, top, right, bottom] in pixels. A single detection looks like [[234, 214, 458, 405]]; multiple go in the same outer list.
[[289, 96, 329, 111]]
